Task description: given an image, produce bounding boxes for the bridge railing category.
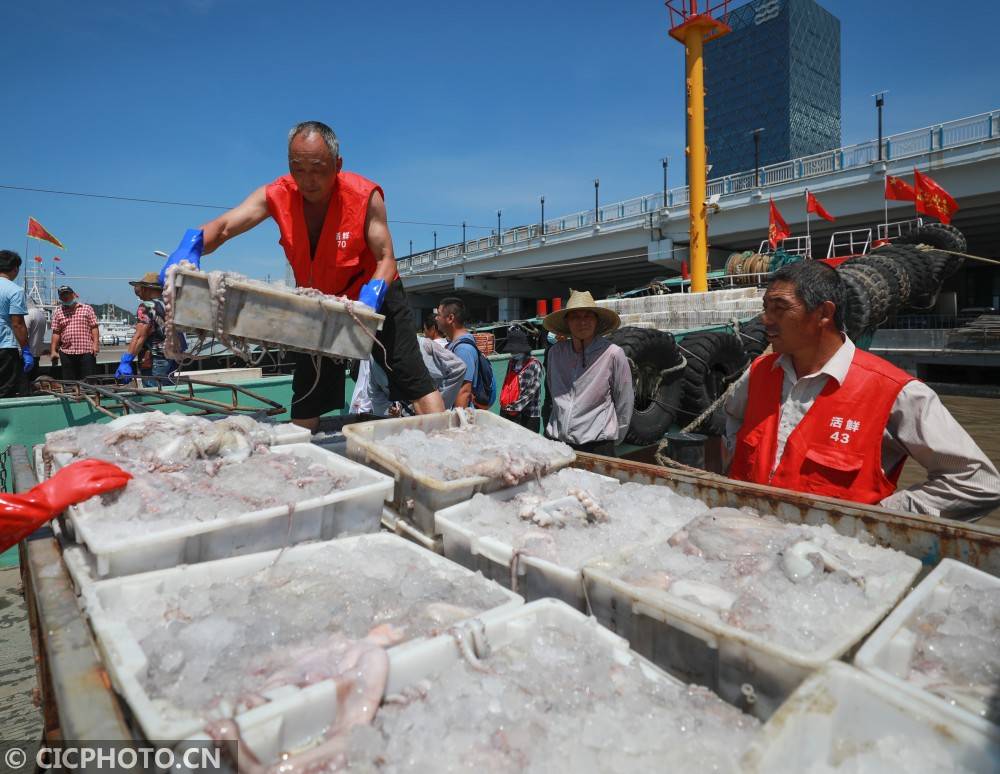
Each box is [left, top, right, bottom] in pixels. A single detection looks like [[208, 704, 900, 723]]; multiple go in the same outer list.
[[398, 108, 999, 275]]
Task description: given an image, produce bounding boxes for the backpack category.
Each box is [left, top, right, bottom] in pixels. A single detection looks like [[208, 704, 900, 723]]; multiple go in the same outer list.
[[449, 336, 497, 408]]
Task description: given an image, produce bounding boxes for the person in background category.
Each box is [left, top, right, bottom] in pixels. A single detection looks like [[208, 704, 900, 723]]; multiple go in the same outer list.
[[24, 305, 47, 383], [50, 285, 99, 381], [156, 120, 443, 429], [422, 315, 447, 347], [498, 326, 543, 433], [0, 250, 30, 398], [725, 260, 1000, 521], [436, 297, 494, 409], [116, 272, 175, 385], [542, 290, 633, 455]]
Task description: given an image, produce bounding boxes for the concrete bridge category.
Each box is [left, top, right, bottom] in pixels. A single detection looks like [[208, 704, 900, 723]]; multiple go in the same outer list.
[[397, 109, 1000, 320]]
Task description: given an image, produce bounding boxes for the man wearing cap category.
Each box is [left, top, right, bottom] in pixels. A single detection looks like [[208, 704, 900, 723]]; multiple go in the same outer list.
[[156, 120, 444, 430], [498, 327, 544, 432], [116, 272, 174, 385], [50, 285, 100, 381], [542, 290, 634, 455]]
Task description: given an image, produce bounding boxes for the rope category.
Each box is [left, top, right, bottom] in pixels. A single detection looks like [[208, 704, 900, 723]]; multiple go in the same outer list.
[[916, 246, 1000, 268], [654, 341, 772, 465], [677, 344, 709, 367]]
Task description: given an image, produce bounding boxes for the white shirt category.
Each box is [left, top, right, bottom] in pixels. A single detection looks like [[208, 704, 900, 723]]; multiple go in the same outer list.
[[725, 337, 1000, 521]]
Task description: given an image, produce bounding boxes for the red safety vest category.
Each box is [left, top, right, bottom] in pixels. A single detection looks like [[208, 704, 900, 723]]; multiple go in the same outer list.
[[265, 172, 387, 299], [729, 349, 915, 504]]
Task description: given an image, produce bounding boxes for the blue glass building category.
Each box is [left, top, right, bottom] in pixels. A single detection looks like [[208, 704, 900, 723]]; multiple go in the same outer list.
[[703, 0, 841, 179]]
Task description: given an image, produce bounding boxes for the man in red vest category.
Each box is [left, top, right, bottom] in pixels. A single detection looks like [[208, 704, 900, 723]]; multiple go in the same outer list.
[[725, 261, 999, 521], [158, 121, 444, 430]]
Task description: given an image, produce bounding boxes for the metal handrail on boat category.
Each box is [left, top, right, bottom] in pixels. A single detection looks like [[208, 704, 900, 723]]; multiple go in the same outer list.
[[32, 376, 286, 419]]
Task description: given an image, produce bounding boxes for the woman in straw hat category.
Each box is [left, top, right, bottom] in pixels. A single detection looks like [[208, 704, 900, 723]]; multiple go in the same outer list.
[[542, 290, 634, 455], [116, 272, 176, 385]]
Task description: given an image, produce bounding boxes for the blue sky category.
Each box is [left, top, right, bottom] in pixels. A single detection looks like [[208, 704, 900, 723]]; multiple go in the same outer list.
[[2, 0, 998, 310]]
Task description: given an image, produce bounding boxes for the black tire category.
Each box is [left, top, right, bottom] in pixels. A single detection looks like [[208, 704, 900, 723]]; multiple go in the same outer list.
[[839, 263, 892, 329], [678, 331, 748, 436], [858, 254, 911, 311], [896, 223, 966, 278], [838, 268, 872, 340], [738, 315, 769, 361], [607, 326, 684, 446], [870, 244, 937, 301]]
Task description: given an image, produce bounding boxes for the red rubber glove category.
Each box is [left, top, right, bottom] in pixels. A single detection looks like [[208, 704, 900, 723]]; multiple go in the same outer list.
[[0, 459, 132, 552]]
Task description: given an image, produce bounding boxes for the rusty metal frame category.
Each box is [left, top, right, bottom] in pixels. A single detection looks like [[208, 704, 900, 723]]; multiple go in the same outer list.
[[14, 446, 134, 742], [572, 453, 1000, 577], [34, 376, 285, 419]]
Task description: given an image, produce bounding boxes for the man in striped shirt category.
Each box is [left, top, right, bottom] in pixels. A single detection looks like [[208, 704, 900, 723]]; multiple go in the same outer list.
[[51, 286, 100, 381]]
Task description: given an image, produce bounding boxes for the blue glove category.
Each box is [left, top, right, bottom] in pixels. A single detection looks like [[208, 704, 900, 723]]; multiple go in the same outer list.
[[158, 228, 204, 285], [357, 279, 387, 313], [21, 350, 34, 374], [115, 353, 135, 383]]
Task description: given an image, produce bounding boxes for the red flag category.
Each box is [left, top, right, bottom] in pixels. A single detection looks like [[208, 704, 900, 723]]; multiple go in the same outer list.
[[26, 217, 65, 249], [768, 199, 790, 249], [680, 260, 689, 280], [52, 255, 61, 262], [806, 191, 835, 222], [884, 175, 916, 202], [913, 169, 959, 225], [33, 256, 43, 263]]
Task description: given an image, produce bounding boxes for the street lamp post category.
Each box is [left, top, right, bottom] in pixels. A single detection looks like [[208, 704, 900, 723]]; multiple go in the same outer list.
[[497, 210, 502, 246], [462, 221, 466, 252], [594, 178, 600, 223], [661, 157, 668, 205], [752, 128, 764, 187], [875, 92, 886, 161], [408, 239, 412, 257], [540, 196, 545, 235], [433, 231, 437, 260]]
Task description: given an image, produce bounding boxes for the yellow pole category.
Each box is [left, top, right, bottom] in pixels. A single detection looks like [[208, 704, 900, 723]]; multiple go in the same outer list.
[[685, 27, 709, 292]]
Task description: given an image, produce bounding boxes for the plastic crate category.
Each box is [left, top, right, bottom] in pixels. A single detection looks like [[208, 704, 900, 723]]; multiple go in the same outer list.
[[54, 443, 393, 578], [741, 662, 1000, 773], [328, 599, 756, 772], [81, 534, 523, 749], [583, 541, 921, 720], [342, 410, 575, 534], [434, 472, 695, 612], [171, 267, 383, 360], [854, 558, 1000, 734]]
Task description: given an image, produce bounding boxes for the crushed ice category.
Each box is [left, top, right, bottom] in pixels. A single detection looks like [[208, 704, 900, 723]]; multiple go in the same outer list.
[[373, 410, 574, 485], [343, 618, 760, 773], [111, 537, 511, 717], [457, 468, 709, 568]]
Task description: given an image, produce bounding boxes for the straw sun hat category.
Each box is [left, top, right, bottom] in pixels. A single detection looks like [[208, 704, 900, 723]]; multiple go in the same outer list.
[[128, 271, 164, 290], [542, 290, 620, 337]]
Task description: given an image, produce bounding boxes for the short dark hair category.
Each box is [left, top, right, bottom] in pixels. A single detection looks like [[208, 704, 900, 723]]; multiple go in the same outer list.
[[769, 260, 845, 332], [438, 296, 467, 326], [0, 250, 22, 273], [422, 316, 441, 334], [288, 121, 339, 159]]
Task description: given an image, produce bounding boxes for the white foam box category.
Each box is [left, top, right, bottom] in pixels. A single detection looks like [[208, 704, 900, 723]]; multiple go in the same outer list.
[[342, 410, 575, 535], [741, 661, 1000, 773], [53, 443, 394, 579], [854, 558, 1000, 735], [434, 473, 632, 612], [582, 546, 921, 720], [170, 267, 384, 360], [81, 533, 523, 754]]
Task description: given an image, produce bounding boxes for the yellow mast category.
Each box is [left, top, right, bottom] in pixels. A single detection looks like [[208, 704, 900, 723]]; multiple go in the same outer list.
[[667, 1, 730, 292]]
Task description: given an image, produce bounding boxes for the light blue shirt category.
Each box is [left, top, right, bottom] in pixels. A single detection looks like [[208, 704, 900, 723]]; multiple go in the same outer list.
[[0, 277, 27, 350], [446, 333, 482, 392]]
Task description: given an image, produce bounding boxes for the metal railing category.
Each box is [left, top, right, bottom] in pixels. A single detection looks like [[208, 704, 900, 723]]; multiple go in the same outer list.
[[398, 108, 999, 274]]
